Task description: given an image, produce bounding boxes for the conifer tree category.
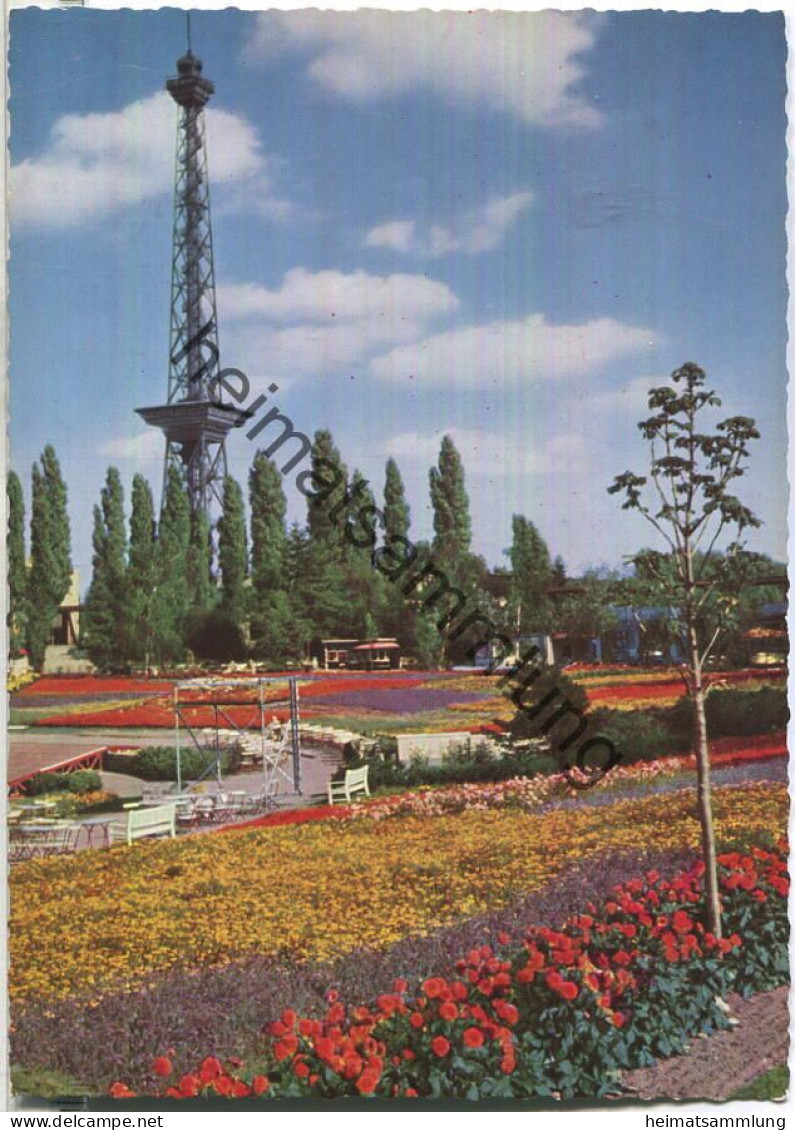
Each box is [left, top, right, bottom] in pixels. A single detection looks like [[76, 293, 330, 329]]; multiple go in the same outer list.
[[7, 470, 27, 655]]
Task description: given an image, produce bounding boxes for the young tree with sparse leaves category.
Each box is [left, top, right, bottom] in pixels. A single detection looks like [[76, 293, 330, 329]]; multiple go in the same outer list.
[[609, 362, 761, 937]]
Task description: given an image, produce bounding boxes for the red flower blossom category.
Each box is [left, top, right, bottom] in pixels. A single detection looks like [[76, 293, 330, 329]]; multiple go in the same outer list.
[[356, 1070, 380, 1095], [409, 1012, 425, 1029], [199, 1057, 223, 1083], [423, 977, 445, 999], [463, 1027, 484, 1048], [431, 1036, 451, 1057], [439, 1001, 458, 1021], [152, 1056, 172, 1078], [252, 1075, 270, 1095]]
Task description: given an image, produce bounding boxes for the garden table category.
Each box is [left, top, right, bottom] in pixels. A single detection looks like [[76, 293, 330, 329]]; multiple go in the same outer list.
[[79, 816, 115, 849], [10, 822, 81, 860]]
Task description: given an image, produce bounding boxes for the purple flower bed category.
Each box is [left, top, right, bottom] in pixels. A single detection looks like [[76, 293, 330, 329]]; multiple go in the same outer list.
[[10, 848, 697, 1095], [305, 689, 492, 713]]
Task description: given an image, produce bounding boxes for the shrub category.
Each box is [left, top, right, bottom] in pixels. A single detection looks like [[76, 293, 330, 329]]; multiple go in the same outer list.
[[588, 709, 682, 764], [185, 609, 246, 662], [26, 769, 101, 796], [104, 745, 241, 782], [340, 740, 559, 792], [507, 666, 589, 746]]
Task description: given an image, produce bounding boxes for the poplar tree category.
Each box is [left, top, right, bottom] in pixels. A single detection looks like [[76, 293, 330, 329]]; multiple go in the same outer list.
[[127, 474, 157, 666], [306, 429, 348, 547], [249, 451, 295, 659], [383, 457, 410, 541], [151, 465, 191, 662], [218, 475, 248, 626], [508, 516, 553, 633], [609, 362, 761, 937], [187, 508, 214, 613], [26, 448, 72, 668], [82, 468, 127, 668], [41, 445, 72, 602], [7, 471, 27, 655], [430, 435, 472, 574]]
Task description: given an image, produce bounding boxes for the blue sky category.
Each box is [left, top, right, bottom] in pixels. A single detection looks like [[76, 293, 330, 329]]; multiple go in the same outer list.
[[8, 9, 788, 591]]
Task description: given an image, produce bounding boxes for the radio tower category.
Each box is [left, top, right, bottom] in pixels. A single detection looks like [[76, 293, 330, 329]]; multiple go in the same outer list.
[[137, 21, 249, 518]]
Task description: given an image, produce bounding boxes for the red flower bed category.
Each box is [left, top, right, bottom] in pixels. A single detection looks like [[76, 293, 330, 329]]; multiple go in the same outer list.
[[35, 703, 326, 728], [18, 676, 175, 698], [219, 804, 351, 833], [706, 732, 786, 766], [112, 844, 789, 1101]]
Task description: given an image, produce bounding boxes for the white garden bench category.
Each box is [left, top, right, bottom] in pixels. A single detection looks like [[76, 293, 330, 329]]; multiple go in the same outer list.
[[111, 802, 177, 846], [327, 765, 370, 805]]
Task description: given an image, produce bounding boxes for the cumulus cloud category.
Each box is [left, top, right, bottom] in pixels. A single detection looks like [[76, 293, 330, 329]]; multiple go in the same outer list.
[[218, 268, 458, 324], [245, 10, 603, 128], [98, 429, 163, 464], [11, 91, 287, 229], [217, 267, 459, 381], [365, 191, 534, 257], [386, 426, 587, 478], [371, 314, 657, 386]]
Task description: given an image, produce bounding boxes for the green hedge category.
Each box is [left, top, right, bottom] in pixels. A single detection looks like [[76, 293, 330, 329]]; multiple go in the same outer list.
[[26, 769, 102, 796], [104, 745, 241, 782], [342, 741, 559, 791], [590, 684, 788, 766]]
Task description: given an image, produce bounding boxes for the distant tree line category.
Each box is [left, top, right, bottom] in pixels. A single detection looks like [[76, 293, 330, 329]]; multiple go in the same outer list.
[[7, 433, 781, 671]]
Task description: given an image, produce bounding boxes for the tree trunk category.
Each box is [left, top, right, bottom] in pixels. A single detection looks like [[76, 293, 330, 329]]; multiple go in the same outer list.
[[690, 624, 722, 938]]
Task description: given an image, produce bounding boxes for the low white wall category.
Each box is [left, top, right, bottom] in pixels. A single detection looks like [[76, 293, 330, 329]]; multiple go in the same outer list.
[[396, 731, 473, 765]]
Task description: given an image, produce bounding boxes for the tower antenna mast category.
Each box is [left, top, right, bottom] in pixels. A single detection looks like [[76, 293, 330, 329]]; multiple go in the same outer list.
[[137, 36, 250, 520]]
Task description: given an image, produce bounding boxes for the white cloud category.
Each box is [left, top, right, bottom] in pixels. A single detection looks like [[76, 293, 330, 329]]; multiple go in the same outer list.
[[218, 267, 458, 324], [218, 267, 459, 381], [11, 92, 287, 229], [98, 429, 163, 463], [386, 426, 587, 478], [365, 191, 534, 257], [371, 314, 658, 386], [245, 11, 603, 128]]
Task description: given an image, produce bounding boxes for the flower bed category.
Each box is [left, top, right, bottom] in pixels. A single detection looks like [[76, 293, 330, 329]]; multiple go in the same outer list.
[[9, 784, 786, 1009], [112, 843, 789, 1100]]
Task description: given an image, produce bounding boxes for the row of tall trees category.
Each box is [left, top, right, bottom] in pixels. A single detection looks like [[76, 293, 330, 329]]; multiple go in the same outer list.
[[74, 431, 480, 669], [7, 446, 73, 668], [10, 414, 774, 674]]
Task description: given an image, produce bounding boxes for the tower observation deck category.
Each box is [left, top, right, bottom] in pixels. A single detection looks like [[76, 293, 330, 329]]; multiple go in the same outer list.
[[137, 47, 250, 517]]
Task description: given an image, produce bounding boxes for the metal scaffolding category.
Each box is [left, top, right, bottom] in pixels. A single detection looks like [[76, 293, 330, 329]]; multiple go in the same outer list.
[[172, 677, 302, 798]]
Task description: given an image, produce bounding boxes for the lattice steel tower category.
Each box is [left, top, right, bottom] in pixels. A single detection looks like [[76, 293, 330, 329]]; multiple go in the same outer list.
[[137, 40, 249, 518]]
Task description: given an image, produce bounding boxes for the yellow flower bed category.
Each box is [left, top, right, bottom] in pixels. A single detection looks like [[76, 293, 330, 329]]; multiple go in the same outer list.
[[9, 784, 786, 1008]]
